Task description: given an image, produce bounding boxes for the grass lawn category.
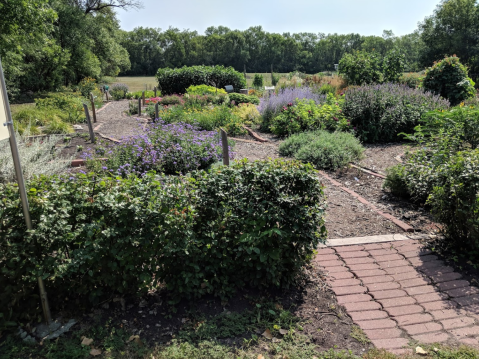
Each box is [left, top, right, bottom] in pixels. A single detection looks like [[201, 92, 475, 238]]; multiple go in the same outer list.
[[114, 77, 158, 92]]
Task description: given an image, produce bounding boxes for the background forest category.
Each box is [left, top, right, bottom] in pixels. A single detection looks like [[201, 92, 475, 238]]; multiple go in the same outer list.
[[2, 0, 479, 100]]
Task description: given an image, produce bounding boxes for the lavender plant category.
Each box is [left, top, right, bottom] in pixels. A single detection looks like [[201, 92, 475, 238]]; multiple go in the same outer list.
[[342, 83, 450, 143], [84, 121, 232, 176], [258, 87, 326, 131]]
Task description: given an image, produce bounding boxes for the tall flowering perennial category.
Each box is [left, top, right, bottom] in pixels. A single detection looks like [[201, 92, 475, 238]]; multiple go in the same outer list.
[[84, 121, 231, 176], [342, 83, 450, 143], [257, 87, 326, 130]]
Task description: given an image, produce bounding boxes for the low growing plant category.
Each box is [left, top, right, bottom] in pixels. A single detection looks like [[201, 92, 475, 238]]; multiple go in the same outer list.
[[110, 83, 129, 100], [279, 130, 364, 170], [186, 84, 227, 95], [228, 93, 260, 106]]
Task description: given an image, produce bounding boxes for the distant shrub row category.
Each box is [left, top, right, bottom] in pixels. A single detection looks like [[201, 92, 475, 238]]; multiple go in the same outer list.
[[156, 65, 246, 95]]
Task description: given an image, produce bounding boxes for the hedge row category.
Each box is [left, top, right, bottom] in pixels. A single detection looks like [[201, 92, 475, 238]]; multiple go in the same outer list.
[[156, 65, 247, 95], [0, 160, 326, 331]]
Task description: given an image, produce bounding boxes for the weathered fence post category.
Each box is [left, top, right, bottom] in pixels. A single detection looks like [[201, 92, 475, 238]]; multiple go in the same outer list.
[[142, 91, 145, 106], [90, 92, 97, 123], [83, 104, 95, 143], [220, 128, 229, 166], [155, 102, 159, 120], [105, 90, 109, 102], [138, 97, 141, 116], [154, 87, 157, 97]]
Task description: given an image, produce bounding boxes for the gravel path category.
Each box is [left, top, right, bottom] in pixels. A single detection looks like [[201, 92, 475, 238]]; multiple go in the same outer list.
[[87, 100, 148, 140]]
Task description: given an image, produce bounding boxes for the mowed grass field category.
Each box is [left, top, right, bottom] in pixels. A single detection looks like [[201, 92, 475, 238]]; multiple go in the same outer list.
[[115, 73, 290, 92], [114, 77, 158, 92]]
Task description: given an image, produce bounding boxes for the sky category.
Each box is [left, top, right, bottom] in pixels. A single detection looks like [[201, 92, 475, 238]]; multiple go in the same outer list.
[[117, 0, 440, 37]]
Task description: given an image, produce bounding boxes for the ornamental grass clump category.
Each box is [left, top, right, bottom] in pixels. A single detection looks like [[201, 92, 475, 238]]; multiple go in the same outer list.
[[258, 87, 325, 131], [342, 83, 450, 143], [85, 121, 229, 176]]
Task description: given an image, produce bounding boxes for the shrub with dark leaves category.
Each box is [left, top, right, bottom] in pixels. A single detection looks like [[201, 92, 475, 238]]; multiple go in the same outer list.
[[342, 83, 449, 143]]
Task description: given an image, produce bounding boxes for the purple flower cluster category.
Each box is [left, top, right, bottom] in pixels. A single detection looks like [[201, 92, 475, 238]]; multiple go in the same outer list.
[[258, 87, 326, 116], [84, 121, 231, 176]]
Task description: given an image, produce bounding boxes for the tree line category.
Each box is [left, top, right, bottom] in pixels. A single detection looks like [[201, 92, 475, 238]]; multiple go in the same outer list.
[[2, 0, 479, 101]]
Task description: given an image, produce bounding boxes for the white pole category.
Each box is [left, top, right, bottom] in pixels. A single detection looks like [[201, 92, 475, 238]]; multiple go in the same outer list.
[[0, 58, 52, 324]]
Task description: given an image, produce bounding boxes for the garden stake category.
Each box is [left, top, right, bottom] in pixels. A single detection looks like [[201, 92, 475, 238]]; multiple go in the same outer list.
[[142, 91, 145, 106], [155, 102, 159, 120], [83, 104, 96, 143], [220, 128, 229, 166], [138, 97, 141, 116], [90, 92, 97, 123], [0, 58, 52, 325]]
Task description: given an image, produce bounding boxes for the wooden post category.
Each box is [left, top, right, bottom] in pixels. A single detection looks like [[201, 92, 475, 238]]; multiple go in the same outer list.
[[83, 104, 95, 143], [105, 90, 109, 102], [220, 128, 229, 166], [244, 64, 247, 80], [89, 93, 97, 123], [138, 97, 141, 116], [154, 87, 157, 97], [155, 102, 159, 120], [142, 91, 145, 106]]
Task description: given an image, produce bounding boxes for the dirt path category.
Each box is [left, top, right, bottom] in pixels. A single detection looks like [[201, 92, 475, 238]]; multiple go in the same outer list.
[[316, 239, 479, 354]]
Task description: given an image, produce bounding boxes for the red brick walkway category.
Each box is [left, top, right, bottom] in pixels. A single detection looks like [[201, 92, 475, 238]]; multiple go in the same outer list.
[[315, 239, 479, 354]]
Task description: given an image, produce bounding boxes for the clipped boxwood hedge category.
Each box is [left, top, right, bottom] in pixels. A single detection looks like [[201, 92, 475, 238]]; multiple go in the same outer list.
[[157, 65, 246, 95], [0, 159, 326, 331]]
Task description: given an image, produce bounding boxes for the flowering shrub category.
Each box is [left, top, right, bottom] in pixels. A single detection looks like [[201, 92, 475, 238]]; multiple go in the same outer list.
[[258, 87, 326, 131], [270, 94, 351, 136], [0, 160, 325, 328], [342, 83, 450, 143], [145, 97, 162, 104], [232, 103, 261, 126], [77, 77, 98, 97], [110, 83, 129, 100], [85, 121, 229, 176], [186, 84, 227, 95]]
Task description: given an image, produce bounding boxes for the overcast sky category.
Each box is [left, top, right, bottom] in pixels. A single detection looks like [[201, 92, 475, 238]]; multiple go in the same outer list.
[[117, 0, 440, 36]]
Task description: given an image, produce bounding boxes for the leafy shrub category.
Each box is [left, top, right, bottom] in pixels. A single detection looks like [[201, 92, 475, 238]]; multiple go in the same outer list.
[[271, 72, 280, 86], [0, 160, 326, 328], [110, 83, 129, 100], [157, 65, 246, 95], [279, 130, 364, 170], [43, 118, 73, 134], [258, 87, 326, 131], [77, 77, 98, 97], [400, 73, 423, 89], [85, 121, 226, 176], [382, 50, 406, 83], [232, 103, 261, 126], [183, 93, 229, 108], [318, 83, 336, 95], [186, 84, 227, 95], [228, 93, 260, 106], [270, 94, 351, 136], [253, 74, 264, 88], [160, 95, 184, 106], [428, 150, 479, 253], [128, 101, 139, 115], [0, 133, 72, 184], [339, 51, 383, 85], [13, 107, 64, 127], [35, 93, 85, 123], [127, 90, 156, 99], [422, 56, 476, 106], [342, 83, 450, 143]]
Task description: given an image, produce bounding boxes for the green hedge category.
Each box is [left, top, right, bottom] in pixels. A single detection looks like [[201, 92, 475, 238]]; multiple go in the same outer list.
[[229, 93, 260, 105], [156, 65, 246, 95], [0, 160, 326, 331]]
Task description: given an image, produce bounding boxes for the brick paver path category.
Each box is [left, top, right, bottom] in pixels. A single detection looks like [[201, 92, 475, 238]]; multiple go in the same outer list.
[[315, 239, 479, 355]]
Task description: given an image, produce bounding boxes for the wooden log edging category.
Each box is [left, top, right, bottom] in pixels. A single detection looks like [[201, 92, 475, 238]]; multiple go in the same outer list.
[[97, 132, 121, 143], [96, 101, 113, 114], [318, 170, 414, 233], [243, 126, 268, 142], [350, 164, 387, 179], [71, 158, 107, 167]]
